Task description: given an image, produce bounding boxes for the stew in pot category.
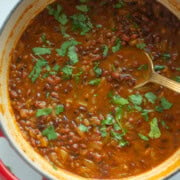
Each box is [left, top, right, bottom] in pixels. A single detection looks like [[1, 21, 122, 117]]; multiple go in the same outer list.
[[9, 0, 180, 178]]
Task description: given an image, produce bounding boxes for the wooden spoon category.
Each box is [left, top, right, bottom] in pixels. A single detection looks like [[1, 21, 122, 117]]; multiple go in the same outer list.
[[135, 53, 180, 93]]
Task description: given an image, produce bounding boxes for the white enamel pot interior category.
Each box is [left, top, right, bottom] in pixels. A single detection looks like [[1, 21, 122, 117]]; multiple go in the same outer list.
[[0, 0, 179, 179]]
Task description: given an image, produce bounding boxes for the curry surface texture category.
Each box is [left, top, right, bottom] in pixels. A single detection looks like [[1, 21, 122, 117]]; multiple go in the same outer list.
[[9, 0, 180, 178]]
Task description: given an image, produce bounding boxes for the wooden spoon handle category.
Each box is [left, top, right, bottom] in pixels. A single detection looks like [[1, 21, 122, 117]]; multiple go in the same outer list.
[[150, 72, 180, 93]]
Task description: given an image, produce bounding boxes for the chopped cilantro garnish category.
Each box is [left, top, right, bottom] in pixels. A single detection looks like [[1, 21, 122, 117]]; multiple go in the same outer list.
[[161, 53, 171, 60], [113, 123, 121, 131], [76, 5, 89, 12], [137, 64, 148, 71], [136, 43, 146, 50], [71, 13, 93, 35], [29, 59, 48, 82], [47, 5, 68, 25], [112, 38, 122, 53], [42, 125, 57, 140], [41, 33, 51, 45], [102, 114, 114, 125], [60, 26, 70, 38], [62, 65, 73, 79], [119, 139, 129, 147], [55, 105, 64, 115], [58, 13, 68, 25], [148, 117, 161, 139], [47, 4, 62, 17], [32, 47, 51, 56], [79, 0, 88, 3], [155, 106, 163, 112], [111, 130, 123, 140], [134, 105, 142, 112], [173, 76, 180, 82], [113, 0, 125, 8], [138, 133, 149, 141], [160, 97, 173, 110], [93, 63, 102, 77], [89, 78, 101, 85], [79, 124, 88, 132], [53, 64, 60, 72], [111, 95, 129, 105], [68, 46, 79, 64], [154, 65, 166, 71], [145, 92, 157, 104], [111, 130, 128, 147], [141, 109, 153, 121], [161, 120, 169, 129], [99, 126, 107, 137], [115, 106, 123, 121], [36, 108, 52, 117], [73, 69, 84, 82], [129, 94, 143, 106], [102, 45, 109, 57], [96, 24, 102, 28], [56, 39, 80, 56]]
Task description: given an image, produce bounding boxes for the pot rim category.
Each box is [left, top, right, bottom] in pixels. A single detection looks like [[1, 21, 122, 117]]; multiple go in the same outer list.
[[0, 0, 179, 180]]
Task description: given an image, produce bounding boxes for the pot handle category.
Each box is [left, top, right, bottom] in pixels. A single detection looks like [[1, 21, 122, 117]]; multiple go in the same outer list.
[[0, 160, 19, 180]]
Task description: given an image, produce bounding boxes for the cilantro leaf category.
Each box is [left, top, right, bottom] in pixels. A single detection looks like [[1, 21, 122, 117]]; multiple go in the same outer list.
[[99, 126, 107, 137], [160, 97, 173, 110], [47, 4, 62, 18], [60, 26, 70, 38], [80, 0, 88, 2], [93, 63, 102, 77], [29, 59, 48, 82], [136, 43, 146, 50], [53, 64, 60, 72], [111, 130, 128, 147], [56, 40, 80, 56], [68, 46, 79, 64], [57, 13, 68, 25], [47, 4, 68, 25], [111, 95, 129, 105], [173, 76, 180, 82], [114, 0, 125, 8], [155, 106, 163, 112], [129, 94, 143, 105], [102, 114, 114, 125], [55, 105, 64, 115], [76, 5, 89, 12], [112, 38, 122, 53], [42, 125, 58, 140], [138, 133, 149, 141], [141, 109, 153, 121], [79, 124, 88, 132], [32, 47, 51, 55], [145, 92, 157, 104], [89, 78, 101, 85], [62, 65, 73, 79], [161, 120, 169, 129], [71, 13, 93, 35], [36, 108, 52, 117], [148, 118, 161, 139], [161, 53, 171, 60], [154, 65, 166, 71], [115, 106, 123, 121], [102, 45, 109, 57]]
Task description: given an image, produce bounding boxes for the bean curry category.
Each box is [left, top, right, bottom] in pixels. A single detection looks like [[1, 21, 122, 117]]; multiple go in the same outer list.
[[9, 0, 180, 178]]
